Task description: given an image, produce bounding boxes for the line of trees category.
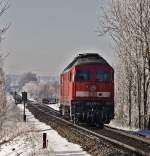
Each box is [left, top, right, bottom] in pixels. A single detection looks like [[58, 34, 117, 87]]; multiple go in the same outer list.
[[99, 0, 150, 129], [0, 60, 7, 133], [18, 72, 38, 90], [19, 72, 60, 101], [0, 1, 15, 142], [23, 80, 59, 101]]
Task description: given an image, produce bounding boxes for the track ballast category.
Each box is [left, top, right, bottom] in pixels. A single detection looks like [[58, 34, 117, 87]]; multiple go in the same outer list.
[[27, 102, 150, 156]]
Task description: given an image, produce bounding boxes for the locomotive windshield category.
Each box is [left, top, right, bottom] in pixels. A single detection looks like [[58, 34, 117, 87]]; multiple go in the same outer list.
[[75, 70, 90, 81], [96, 70, 111, 81]]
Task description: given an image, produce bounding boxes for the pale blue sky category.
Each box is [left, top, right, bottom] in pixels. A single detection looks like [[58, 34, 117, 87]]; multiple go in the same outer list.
[[2, 0, 114, 75]]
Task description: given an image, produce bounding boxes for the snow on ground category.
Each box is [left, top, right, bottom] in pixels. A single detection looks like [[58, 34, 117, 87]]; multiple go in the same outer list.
[[108, 120, 150, 138], [0, 102, 90, 156], [47, 103, 60, 111], [48, 103, 150, 139], [108, 120, 139, 131], [136, 130, 150, 138], [0, 95, 29, 146]]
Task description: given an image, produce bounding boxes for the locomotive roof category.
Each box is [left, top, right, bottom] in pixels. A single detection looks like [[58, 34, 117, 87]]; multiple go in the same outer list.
[[63, 53, 110, 72]]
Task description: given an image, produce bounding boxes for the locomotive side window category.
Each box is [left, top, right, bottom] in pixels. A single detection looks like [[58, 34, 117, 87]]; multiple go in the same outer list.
[[75, 70, 90, 81], [96, 70, 111, 81]]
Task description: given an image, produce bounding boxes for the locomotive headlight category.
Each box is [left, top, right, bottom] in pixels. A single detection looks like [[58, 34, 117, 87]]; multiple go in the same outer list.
[[96, 92, 111, 97]]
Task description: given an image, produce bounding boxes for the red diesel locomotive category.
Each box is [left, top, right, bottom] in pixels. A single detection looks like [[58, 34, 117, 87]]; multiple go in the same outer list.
[[60, 53, 114, 126]]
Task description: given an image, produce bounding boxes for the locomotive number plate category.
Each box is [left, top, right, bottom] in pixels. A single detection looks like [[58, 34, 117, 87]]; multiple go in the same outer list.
[[86, 101, 98, 106]]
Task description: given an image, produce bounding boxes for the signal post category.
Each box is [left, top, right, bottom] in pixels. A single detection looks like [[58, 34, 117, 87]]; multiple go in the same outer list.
[[22, 91, 27, 122]]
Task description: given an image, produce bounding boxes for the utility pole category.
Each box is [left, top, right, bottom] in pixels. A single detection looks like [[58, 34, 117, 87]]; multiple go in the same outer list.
[[22, 91, 27, 122]]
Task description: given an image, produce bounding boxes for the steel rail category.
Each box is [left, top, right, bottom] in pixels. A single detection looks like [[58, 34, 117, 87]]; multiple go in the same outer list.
[[28, 103, 150, 156]]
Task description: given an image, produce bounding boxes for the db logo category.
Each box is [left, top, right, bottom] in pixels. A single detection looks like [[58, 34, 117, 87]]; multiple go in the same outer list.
[[89, 85, 96, 92]]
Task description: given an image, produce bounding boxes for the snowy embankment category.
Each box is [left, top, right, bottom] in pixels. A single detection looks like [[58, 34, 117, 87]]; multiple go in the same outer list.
[[47, 103, 60, 111], [108, 120, 150, 138], [48, 103, 150, 138], [0, 95, 28, 145], [0, 99, 90, 156]]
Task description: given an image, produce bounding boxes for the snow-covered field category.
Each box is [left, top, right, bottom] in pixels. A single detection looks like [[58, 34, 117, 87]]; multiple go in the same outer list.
[[0, 102, 90, 156]]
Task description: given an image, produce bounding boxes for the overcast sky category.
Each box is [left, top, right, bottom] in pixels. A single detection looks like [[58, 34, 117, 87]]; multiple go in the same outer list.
[[2, 0, 114, 76]]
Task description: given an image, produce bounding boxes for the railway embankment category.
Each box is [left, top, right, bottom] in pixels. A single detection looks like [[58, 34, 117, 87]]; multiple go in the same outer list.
[[27, 103, 142, 156]]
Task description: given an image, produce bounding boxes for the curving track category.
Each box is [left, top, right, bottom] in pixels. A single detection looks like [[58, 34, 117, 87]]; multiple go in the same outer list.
[[27, 102, 150, 156]]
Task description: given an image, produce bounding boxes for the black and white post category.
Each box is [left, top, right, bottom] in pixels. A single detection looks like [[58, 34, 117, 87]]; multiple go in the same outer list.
[[43, 133, 47, 148]]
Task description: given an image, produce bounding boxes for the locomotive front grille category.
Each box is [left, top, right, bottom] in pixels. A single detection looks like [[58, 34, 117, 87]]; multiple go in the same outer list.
[[71, 100, 114, 123]]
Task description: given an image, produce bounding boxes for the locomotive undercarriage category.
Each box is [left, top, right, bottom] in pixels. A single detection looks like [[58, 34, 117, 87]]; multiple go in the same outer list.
[[60, 100, 114, 127]]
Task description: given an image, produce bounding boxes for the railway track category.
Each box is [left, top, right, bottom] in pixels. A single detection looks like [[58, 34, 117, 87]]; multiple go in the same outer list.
[[27, 102, 150, 156]]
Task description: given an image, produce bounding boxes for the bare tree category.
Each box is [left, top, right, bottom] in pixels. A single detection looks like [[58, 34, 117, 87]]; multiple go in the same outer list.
[[99, 0, 150, 129], [52, 81, 60, 99], [0, 1, 10, 133], [0, 0, 9, 95]]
